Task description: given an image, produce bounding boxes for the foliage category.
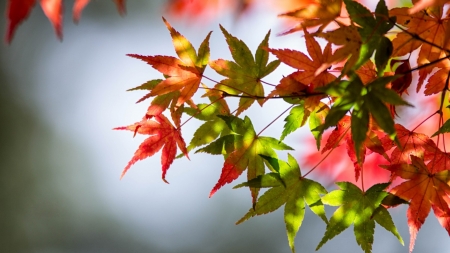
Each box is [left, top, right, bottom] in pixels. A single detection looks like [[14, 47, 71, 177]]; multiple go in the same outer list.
[[7, 0, 450, 252], [5, 0, 125, 43]]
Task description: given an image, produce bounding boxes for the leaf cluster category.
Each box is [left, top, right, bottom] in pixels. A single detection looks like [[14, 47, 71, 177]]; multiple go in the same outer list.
[[117, 0, 450, 252]]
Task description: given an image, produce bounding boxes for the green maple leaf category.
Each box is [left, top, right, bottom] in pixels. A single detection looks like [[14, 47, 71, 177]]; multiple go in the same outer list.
[[344, 0, 395, 73], [208, 27, 280, 115], [183, 92, 231, 151], [197, 115, 292, 202], [280, 103, 309, 142], [317, 74, 411, 160], [235, 154, 328, 253], [316, 182, 403, 253], [432, 118, 450, 137]]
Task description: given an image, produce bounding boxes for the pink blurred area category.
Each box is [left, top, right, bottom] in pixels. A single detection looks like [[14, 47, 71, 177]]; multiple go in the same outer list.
[[164, 0, 406, 22]]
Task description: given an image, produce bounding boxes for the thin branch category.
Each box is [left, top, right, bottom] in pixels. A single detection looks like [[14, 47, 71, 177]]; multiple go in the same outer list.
[[256, 105, 294, 137], [303, 127, 350, 178]]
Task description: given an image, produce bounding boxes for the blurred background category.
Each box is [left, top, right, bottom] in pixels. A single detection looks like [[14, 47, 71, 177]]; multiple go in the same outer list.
[[1, 0, 449, 252]]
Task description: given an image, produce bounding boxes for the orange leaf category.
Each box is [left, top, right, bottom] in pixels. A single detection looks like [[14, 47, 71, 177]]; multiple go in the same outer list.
[[314, 24, 362, 74], [73, 0, 90, 22], [267, 28, 335, 108], [278, 0, 342, 34], [40, 0, 63, 40], [385, 155, 450, 252], [128, 54, 203, 119], [355, 59, 377, 85], [127, 18, 211, 116], [390, 6, 450, 92], [381, 124, 438, 164], [115, 114, 188, 183], [424, 58, 450, 95]]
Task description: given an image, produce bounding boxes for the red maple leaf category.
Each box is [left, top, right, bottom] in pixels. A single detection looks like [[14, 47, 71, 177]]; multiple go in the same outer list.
[[384, 155, 450, 252], [114, 114, 188, 183], [302, 131, 391, 187], [390, 6, 450, 92], [6, 0, 125, 43], [320, 115, 387, 182], [7, 0, 42, 43], [381, 124, 438, 164]]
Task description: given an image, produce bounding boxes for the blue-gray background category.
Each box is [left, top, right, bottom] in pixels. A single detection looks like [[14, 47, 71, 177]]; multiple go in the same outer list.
[[1, 1, 448, 252]]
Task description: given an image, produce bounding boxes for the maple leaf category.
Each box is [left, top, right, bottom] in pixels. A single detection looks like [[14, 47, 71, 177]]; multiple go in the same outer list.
[[266, 29, 337, 142], [183, 92, 231, 151], [381, 124, 438, 164], [390, 6, 450, 92], [303, 133, 393, 186], [197, 115, 293, 202], [6, 0, 36, 43], [355, 60, 378, 85], [390, 59, 412, 95], [280, 104, 310, 142], [384, 155, 450, 252], [309, 102, 330, 149], [40, 0, 63, 39], [317, 74, 411, 156], [6, 0, 62, 43], [266, 28, 336, 110], [114, 114, 188, 183], [127, 18, 212, 125], [314, 23, 362, 74], [320, 115, 388, 181], [311, 0, 395, 74], [235, 154, 328, 253], [341, 0, 394, 74], [316, 182, 404, 253], [6, 0, 125, 43], [208, 27, 280, 115], [432, 114, 450, 137], [278, 0, 342, 34], [424, 58, 450, 95]]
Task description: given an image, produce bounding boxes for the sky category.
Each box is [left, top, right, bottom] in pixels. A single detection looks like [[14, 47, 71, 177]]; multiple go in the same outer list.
[[0, 0, 449, 252]]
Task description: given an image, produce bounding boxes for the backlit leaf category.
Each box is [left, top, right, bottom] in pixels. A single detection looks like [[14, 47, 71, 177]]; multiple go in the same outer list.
[[316, 182, 402, 253], [114, 114, 188, 183], [384, 156, 450, 252], [237, 154, 327, 253], [204, 116, 293, 202], [209, 28, 280, 115]]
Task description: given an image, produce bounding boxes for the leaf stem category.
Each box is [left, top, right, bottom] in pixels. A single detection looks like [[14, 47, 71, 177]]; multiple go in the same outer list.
[[303, 127, 350, 178], [179, 96, 225, 128], [256, 105, 294, 137]]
